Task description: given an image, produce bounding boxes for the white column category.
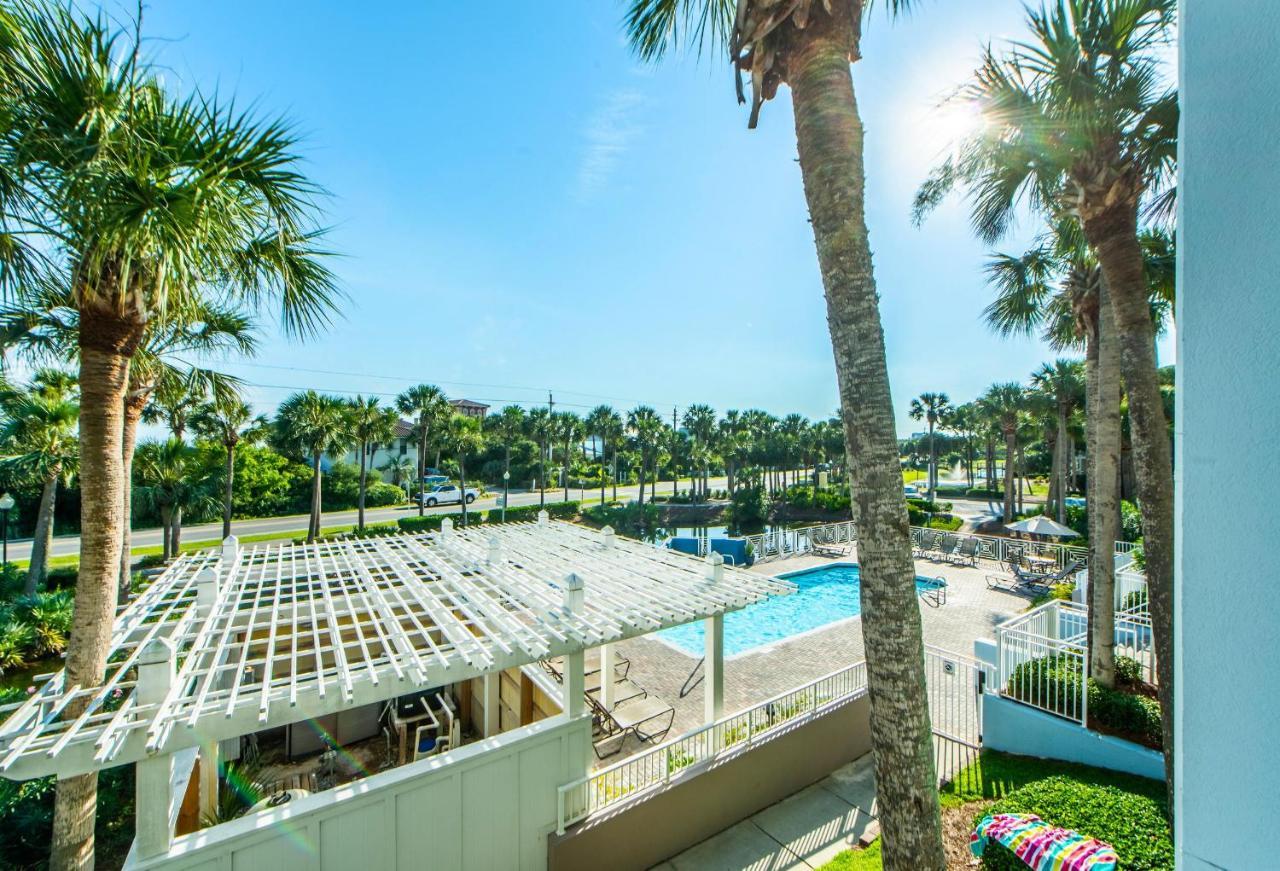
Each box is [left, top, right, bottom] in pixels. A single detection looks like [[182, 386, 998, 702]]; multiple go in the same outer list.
[[135, 639, 176, 859], [704, 613, 724, 723], [599, 644, 615, 710], [562, 573, 585, 719], [483, 672, 501, 737], [538, 509, 550, 527], [440, 517, 454, 540], [601, 525, 616, 549]]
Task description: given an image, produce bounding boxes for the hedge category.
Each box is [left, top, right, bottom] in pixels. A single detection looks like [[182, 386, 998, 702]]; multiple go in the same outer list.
[[397, 512, 485, 533], [978, 776, 1172, 870], [486, 500, 580, 524]]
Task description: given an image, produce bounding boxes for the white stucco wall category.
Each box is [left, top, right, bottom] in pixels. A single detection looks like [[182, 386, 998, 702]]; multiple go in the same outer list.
[[1176, 2, 1280, 868]]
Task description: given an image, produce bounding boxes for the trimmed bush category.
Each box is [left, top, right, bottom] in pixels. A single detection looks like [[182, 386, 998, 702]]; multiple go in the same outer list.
[[397, 511, 484, 533], [978, 776, 1172, 870], [1005, 654, 1162, 749], [363, 481, 407, 507], [486, 500, 580, 525]]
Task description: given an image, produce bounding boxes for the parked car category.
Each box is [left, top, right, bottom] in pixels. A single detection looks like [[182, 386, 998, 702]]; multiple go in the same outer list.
[[904, 484, 925, 500], [415, 483, 478, 507]]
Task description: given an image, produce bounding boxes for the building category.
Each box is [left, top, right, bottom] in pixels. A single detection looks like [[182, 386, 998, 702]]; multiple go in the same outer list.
[[449, 398, 490, 420], [340, 399, 490, 482]]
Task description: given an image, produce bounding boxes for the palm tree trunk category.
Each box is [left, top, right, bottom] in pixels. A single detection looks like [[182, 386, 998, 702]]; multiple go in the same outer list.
[[159, 507, 173, 562], [1003, 428, 1016, 522], [52, 324, 135, 871], [1086, 282, 1121, 690], [539, 441, 547, 507], [459, 455, 469, 527], [789, 17, 944, 868], [223, 441, 236, 539], [170, 507, 183, 557], [564, 441, 570, 502], [357, 438, 368, 531], [417, 429, 427, 517], [1087, 210, 1175, 800], [927, 422, 936, 503], [309, 454, 323, 542], [611, 451, 618, 502], [636, 456, 645, 508], [1056, 405, 1070, 523], [25, 473, 59, 595], [118, 396, 145, 604]]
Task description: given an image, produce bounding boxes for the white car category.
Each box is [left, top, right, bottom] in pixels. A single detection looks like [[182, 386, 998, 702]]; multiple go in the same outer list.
[[417, 484, 478, 507]]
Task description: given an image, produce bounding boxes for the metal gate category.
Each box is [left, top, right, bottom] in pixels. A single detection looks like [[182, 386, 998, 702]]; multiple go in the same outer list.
[[924, 645, 991, 784]]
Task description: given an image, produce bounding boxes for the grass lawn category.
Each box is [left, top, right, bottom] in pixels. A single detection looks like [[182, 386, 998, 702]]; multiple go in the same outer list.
[[818, 751, 1168, 870]]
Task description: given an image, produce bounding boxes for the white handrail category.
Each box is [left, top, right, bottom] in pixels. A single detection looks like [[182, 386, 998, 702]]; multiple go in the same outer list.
[[554, 659, 868, 833]]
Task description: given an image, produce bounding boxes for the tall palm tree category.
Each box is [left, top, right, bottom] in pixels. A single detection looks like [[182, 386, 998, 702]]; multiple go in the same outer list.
[[133, 439, 219, 561], [443, 413, 485, 527], [908, 393, 951, 502], [526, 407, 554, 506], [628, 0, 950, 851], [275, 392, 354, 542], [0, 375, 78, 592], [585, 405, 624, 504], [913, 0, 1177, 795], [985, 223, 1123, 690], [191, 394, 270, 539], [627, 406, 662, 510], [1030, 360, 1084, 522], [486, 405, 527, 511], [682, 404, 717, 500], [554, 411, 584, 501], [347, 396, 400, 531], [378, 455, 417, 496], [943, 403, 978, 489], [978, 383, 1027, 523], [396, 384, 449, 517], [0, 7, 340, 859]]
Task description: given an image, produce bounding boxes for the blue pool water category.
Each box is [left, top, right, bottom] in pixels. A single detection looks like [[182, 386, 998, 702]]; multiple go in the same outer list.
[[656, 563, 944, 657]]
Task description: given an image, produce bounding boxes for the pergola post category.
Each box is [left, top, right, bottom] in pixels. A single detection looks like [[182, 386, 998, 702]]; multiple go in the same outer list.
[[136, 639, 177, 859], [440, 517, 454, 540], [487, 535, 502, 564], [598, 529, 616, 709], [194, 569, 220, 821], [562, 573, 585, 719], [221, 535, 239, 565], [538, 509, 550, 527], [483, 672, 501, 737], [704, 614, 724, 723], [704, 553, 725, 723]]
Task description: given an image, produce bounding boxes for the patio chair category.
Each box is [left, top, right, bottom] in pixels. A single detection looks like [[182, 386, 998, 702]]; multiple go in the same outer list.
[[985, 563, 1051, 595], [586, 675, 648, 708], [938, 533, 961, 561], [587, 693, 676, 759], [911, 527, 927, 557], [915, 530, 941, 560], [950, 536, 980, 567], [811, 527, 852, 558]]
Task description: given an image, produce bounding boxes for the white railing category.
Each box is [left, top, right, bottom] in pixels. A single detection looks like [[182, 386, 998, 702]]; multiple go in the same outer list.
[[995, 599, 1157, 727], [742, 521, 857, 563], [555, 659, 868, 833], [1114, 540, 1139, 554]]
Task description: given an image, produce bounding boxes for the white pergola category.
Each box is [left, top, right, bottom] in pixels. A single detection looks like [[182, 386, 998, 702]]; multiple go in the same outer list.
[[0, 517, 791, 855]]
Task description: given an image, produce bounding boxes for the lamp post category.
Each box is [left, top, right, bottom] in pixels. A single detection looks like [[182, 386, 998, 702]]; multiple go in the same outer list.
[[0, 493, 14, 565], [502, 469, 510, 523]]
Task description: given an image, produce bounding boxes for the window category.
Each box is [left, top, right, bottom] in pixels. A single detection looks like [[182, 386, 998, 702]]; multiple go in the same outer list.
[[400, 439, 408, 456]]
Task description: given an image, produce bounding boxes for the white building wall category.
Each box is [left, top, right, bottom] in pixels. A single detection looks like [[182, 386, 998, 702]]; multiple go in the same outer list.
[[127, 715, 591, 871], [1177, 2, 1280, 868]]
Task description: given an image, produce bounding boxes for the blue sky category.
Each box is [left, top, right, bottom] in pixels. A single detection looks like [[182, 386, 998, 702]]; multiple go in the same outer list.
[[121, 0, 1173, 435]]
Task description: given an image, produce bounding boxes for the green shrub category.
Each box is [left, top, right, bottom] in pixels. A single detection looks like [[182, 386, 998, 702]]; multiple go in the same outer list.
[[1121, 588, 1149, 613], [726, 485, 768, 530], [1005, 654, 1161, 749], [488, 500, 580, 524], [363, 481, 406, 507], [397, 511, 484, 533], [0, 767, 136, 869], [977, 776, 1172, 871], [1087, 683, 1162, 747], [580, 501, 659, 536], [907, 497, 953, 514], [924, 515, 963, 531]]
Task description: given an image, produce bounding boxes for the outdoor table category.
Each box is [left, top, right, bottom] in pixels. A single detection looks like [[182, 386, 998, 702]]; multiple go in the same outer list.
[[1025, 555, 1057, 572]]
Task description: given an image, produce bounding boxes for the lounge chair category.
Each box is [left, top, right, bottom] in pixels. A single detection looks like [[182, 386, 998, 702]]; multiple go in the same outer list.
[[985, 563, 1051, 595], [811, 527, 852, 558], [586, 675, 647, 708], [588, 693, 676, 758], [916, 530, 941, 560], [950, 536, 979, 567], [937, 533, 960, 561]]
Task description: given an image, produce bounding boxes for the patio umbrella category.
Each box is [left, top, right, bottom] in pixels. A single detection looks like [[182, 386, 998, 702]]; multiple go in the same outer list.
[[1004, 515, 1080, 538]]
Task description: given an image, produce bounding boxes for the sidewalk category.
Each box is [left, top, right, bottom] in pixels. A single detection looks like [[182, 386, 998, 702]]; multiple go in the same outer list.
[[655, 755, 880, 871]]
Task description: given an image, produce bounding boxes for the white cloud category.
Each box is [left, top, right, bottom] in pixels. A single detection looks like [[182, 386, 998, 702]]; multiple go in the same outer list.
[[574, 89, 645, 202]]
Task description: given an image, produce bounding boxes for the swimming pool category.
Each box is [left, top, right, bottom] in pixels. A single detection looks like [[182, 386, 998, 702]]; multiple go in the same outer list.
[[656, 563, 944, 657]]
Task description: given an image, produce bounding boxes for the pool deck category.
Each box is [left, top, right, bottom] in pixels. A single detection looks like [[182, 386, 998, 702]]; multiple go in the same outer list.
[[613, 546, 1028, 747]]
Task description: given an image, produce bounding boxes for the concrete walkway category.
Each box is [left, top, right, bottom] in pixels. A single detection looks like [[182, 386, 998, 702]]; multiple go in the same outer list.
[[655, 754, 880, 871]]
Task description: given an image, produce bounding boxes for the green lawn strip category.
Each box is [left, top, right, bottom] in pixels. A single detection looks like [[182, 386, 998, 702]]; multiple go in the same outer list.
[[818, 751, 1167, 871]]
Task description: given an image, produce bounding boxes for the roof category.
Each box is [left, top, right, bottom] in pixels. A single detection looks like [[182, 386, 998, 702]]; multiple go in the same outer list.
[[449, 398, 489, 410], [0, 521, 792, 780]]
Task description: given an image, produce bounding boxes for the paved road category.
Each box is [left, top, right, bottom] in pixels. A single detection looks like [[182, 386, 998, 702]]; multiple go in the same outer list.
[[13, 477, 737, 562]]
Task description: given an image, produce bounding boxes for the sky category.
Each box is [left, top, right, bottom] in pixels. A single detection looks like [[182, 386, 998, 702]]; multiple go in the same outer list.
[[110, 0, 1174, 437]]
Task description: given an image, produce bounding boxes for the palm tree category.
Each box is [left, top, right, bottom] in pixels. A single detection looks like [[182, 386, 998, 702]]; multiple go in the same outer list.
[[486, 405, 527, 512], [627, 406, 662, 510], [682, 404, 716, 500], [985, 224, 1123, 690], [526, 407, 554, 506], [554, 411, 584, 501], [585, 405, 624, 504], [943, 403, 978, 489], [1030, 360, 1084, 522], [347, 397, 400, 531], [191, 395, 270, 539], [275, 392, 354, 542], [627, 0, 951, 848], [378, 455, 417, 496], [443, 414, 485, 527], [396, 385, 449, 517], [0, 375, 78, 592], [908, 393, 951, 502], [133, 439, 218, 561], [913, 0, 1177, 795], [978, 383, 1027, 523], [0, 6, 340, 858]]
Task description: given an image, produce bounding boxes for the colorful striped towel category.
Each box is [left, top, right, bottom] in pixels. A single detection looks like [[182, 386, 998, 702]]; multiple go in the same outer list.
[[970, 813, 1118, 871]]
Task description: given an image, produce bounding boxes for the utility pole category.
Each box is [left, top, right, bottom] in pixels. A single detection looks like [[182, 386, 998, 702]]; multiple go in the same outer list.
[[672, 406, 679, 497]]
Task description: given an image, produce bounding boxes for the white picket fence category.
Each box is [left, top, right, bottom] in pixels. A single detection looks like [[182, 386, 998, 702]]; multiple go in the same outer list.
[[555, 660, 868, 833]]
